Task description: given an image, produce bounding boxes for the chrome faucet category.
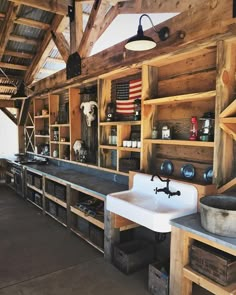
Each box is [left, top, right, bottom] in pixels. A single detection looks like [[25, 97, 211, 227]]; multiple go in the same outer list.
[[151, 174, 181, 198]]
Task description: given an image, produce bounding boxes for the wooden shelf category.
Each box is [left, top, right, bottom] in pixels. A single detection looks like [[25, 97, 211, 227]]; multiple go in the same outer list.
[[58, 141, 70, 145], [27, 183, 42, 194], [99, 144, 117, 150], [70, 206, 104, 229], [99, 121, 141, 126], [45, 192, 67, 208], [119, 147, 141, 152], [217, 177, 236, 193], [26, 126, 34, 129], [220, 117, 236, 124], [143, 90, 216, 106], [220, 99, 236, 118], [70, 227, 104, 253], [27, 198, 43, 210], [183, 265, 236, 295], [143, 139, 214, 147], [50, 124, 70, 127], [45, 211, 67, 228], [35, 135, 50, 138], [34, 115, 49, 119]]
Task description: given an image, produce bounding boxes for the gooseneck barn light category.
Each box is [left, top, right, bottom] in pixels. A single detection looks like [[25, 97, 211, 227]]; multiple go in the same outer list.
[[125, 14, 170, 51]]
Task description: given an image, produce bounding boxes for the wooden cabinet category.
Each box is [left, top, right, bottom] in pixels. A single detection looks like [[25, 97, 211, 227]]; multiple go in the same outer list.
[[170, 220, 236, 295], [26, 169, 43, 210]]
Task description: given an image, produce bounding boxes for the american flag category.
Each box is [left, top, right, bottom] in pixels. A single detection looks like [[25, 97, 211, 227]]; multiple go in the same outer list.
[[116, 79, 142, 115]]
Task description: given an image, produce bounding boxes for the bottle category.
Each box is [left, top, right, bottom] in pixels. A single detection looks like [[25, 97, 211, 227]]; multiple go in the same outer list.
[[151, 126, 158, 139], [189, 116, 198, 140]]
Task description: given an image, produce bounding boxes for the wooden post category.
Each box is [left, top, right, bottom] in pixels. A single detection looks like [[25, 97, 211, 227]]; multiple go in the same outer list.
[[214, 40, 236, 186], [104, 203, 120, 261]]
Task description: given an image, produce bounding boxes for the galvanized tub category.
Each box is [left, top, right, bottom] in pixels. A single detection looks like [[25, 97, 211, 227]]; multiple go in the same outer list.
[[199, 195, 236, 238]]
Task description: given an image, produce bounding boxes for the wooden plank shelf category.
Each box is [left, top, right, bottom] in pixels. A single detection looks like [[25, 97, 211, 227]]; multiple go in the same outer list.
[[27, 198, 43, 210], [143, 90, 216, 106], [183, 265, 236, 295], [58, 141, 70, 145], [70, 206, 104, 229], [27, 183, 42, 194], [50, 124, 70, 127], [35, 135, 50, 138], [220, 117, 236, 124], [144, 139, 214, 147], [45, 211, 67, 228], [99, 144, 117, 150], [45, 192, 67, 208], [119, 147, 141, 152], [70, 227, 104, 253], [99, 121, 141, 126], [34, 115, 49, 119], [25, 126, 34, 128]]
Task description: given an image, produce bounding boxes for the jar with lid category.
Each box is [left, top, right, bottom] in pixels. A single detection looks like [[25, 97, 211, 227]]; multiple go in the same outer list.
[[151, 126, 158, 139]]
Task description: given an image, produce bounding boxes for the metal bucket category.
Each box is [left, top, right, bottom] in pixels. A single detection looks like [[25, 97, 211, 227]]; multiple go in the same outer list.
[[200, 195, 236, 238]]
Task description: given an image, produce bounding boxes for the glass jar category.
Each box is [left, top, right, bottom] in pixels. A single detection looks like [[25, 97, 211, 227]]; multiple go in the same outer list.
[[151, 126, 158, 139]]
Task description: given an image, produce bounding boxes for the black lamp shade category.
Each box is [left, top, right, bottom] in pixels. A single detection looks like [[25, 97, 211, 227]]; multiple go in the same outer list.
[[11, 83, 27, 99], [125, 24, 156, 51]]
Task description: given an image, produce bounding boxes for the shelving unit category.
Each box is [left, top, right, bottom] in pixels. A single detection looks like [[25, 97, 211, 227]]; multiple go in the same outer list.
[[141, 48, 217, 184], [25, 101, 35, 153], [25, 170, 43, 210], [69, 185, 105, 252]]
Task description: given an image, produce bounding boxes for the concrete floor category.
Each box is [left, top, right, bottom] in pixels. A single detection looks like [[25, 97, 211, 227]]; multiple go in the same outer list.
[[0, 185, 149, 295]]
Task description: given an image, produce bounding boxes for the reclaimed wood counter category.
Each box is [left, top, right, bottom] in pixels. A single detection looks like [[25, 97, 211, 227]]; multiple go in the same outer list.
[[169, 213, 236, 295]]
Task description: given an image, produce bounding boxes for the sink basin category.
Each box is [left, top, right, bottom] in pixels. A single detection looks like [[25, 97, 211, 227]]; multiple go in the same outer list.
[[106, 173, 198, 232]]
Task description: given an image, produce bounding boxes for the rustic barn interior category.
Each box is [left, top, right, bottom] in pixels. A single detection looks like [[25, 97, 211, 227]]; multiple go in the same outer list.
[[0, 0, 235, 294]]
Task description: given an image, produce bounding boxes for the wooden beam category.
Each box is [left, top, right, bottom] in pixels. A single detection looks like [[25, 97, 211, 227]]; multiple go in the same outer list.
[[97, 4, 119, 40], [118, 0, 196, 13], [78, 0, 111, 57], [31, 1, 236, 95], [0, 2, 19, 59], [0, 100, 17, 108], [9, 0, 71, 15], [24, 15, 66, 85], [0, 62, 27, 71], [51, 31, 70, 62], [214, 41, 236, 186], [4, 50, 33, 59], [0, 108, 17, 124], [18, 97, 31, 126], [9, 34, 39, 46], [14, 17, 50, 30], [70, 1, 83, 53]]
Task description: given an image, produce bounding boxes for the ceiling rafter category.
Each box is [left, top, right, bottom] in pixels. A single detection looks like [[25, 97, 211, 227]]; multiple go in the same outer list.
[[78, 0, 111, 57], [24, 15, 67, 85], [51, 31, 70, 62], [9, 0, 72, 15], [9, 34, 39, 46], [4, 50, 33, 59], [0, 61, 27, 71], [0, 2, 19, 59], [14, 17, 50, 30]]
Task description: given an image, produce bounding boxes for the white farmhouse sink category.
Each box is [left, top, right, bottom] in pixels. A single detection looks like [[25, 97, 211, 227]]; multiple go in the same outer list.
[[106, 173, 198, 232]]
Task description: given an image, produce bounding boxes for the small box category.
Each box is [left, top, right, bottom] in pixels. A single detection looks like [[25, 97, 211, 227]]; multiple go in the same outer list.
[[89, 224, 104, 249], [47, 200, 57, 216], [27, 189, 35, 201], [45, 180, 55, 195], [34, 193, 42, 207], [148, 261, 169, 295], [113, 240, 155, 274], [55, 184, 66, 201], [57, 206, 67, 224], [27, 173, 34, 185], [77, 216, 90, 237], [190, 241, 236, 286], [34, 175, 42, 189]]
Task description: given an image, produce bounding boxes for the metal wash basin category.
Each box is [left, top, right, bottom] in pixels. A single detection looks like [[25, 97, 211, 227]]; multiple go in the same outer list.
[[106, 173, 198, 232]]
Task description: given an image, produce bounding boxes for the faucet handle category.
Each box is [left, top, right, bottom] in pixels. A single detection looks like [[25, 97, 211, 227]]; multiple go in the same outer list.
[[154, 187, 159, 194]]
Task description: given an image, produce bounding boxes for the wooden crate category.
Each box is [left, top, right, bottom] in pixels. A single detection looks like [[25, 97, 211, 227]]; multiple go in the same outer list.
[[190, 241, 236, 286], [113, 240, 155, 274], [148, 261, 169, 295]]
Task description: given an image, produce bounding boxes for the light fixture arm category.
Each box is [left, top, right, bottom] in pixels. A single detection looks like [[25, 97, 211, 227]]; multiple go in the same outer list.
[[138, 14, 169, 41]]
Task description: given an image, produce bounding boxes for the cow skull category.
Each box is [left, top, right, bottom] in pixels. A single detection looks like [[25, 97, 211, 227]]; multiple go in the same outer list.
[[80, 101, 98, 127]]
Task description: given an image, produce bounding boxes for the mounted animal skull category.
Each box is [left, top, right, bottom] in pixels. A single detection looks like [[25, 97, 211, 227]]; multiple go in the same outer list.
[[80, 101, 98, 127]]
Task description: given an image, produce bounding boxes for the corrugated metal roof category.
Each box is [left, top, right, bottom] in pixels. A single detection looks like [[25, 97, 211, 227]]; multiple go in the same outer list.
[[6, 40, 37, 54], [2, 55, 32, 67], [18, 5, 55, 24], [13, 23, 44, 40]]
